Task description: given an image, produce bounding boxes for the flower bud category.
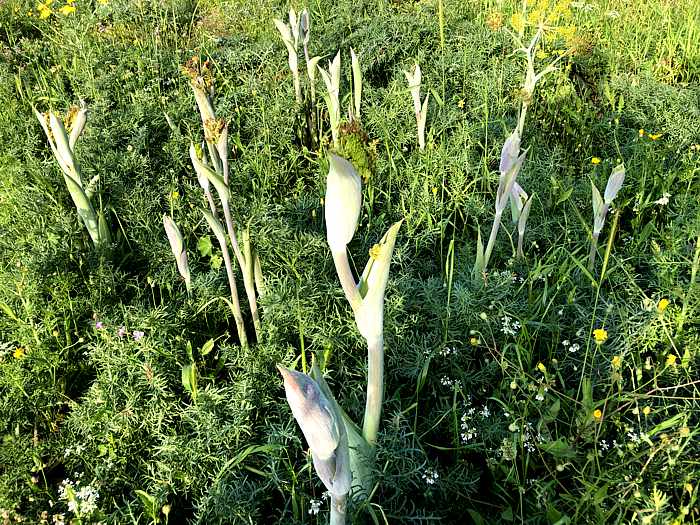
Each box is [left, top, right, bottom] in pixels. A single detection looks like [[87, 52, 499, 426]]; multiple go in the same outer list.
[[325, 154, 362, 252], [278, 365, 339, 460], [68, 104, 88, 151], [499, 129, 521, 176], [278, 365, 352, 496], [163, 215, 191, 291], [604, 163, 625, 204]]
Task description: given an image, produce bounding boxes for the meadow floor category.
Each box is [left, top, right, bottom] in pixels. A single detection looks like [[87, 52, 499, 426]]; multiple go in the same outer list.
[[1, 0, 699, 523]]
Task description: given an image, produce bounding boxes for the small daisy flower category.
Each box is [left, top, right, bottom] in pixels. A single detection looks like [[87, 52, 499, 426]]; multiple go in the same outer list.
[[657, 298, 669, 313], [593, 328, 608, 344]]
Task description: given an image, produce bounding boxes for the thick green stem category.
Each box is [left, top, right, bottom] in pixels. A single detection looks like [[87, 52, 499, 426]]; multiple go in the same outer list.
[[242, 227, 262, 339], [222, 204, 261, 340], [362, 335, 384, 447], [332, 249, 362, 311], [330, 493, 347, 525], [483, 211, 503, 273], [588, 232, 599, 272], [204, 188, 218, 219], [517, 101, 529, 138], [218, 236, 248, 348], [517, 232, 524, 258]]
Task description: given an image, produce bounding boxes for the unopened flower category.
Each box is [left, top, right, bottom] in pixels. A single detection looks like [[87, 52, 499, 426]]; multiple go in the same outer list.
[[611, 355, 621, 368], [163, 215, 192, 293], [325, 154, 362, 252], [277, 365, 351, 496]]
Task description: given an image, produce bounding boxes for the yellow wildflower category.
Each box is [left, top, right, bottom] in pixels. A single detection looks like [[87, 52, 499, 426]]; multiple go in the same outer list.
[[37, 2, 52, 19], [97, 0, 109, 4], [457, 99, 465, 109], [510, 13, 525, 34], [611, 355, 621, 368], [432, 187, 438, 195], [58, 3, 75, 15], [537, 362, 546, 373], [171, 190, 180, 200], [657, 298, 669, 313], [591, 157, 601, 165], [470, 337, 479, 346], [648, 133, 661, 140], [13, 347, 25, 359], [685, 483, 693, 494], [638, 129, 645, 137], [593, 409, 603, 420], [485, 11, 503, 31], [679, 426, 689, 437], [666, 353, 677, 366], [593, 328, 608, 344], [642, 406, 651, 416], [369, 244, 381, 260]]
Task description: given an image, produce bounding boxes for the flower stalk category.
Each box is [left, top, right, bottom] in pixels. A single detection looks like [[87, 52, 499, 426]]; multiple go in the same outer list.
[[202, 210, 248, 347], [319, 52, 342, 148], [185, 59, 263, 342], [475, 129, 526, 276], [274, 9, 303, 104], [278, 364, 351, 524], [589, 164, 625, 271], [404, 63, 429, 151], [34, 104, 110, 250]]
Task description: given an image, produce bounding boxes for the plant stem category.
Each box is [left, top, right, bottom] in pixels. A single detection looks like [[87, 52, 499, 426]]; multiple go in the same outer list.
[[362, 335, 384, 447], [331, 249, 362, 311], [676, 234, 700, 337], [218, 236, 248, 348], [222, 204, 261, 340], [517, 101, 529, 138], [517, 232, 524, 258], [483, 210, 503, 273], [204, 188, 218, 219], [588, 232, 599, 272], [437, 0, 445, 50], [330, 493, 347, 525]]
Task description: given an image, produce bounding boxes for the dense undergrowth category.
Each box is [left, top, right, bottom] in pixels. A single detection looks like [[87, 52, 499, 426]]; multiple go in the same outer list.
[[0, 0, 699, 523]]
